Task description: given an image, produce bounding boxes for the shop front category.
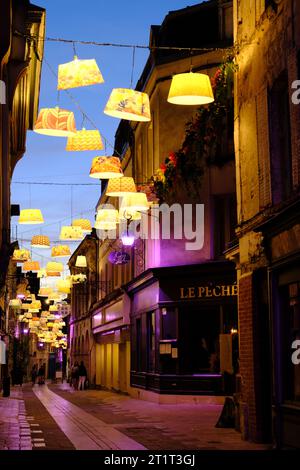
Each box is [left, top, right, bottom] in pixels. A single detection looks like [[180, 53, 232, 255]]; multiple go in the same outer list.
[[126, 261, 238, 395]]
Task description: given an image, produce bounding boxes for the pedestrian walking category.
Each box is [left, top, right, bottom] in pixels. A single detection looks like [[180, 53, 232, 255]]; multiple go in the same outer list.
[[31, 364, 37, 386], [37, 363, 45, 385], [78, 361, 87, 391], [71, 361, 79, 390]]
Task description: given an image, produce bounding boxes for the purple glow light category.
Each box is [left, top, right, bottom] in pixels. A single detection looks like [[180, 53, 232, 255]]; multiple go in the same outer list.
[[39, 342, 43, 347], [23, 329, 29, 334], [55, 314, 61, 319], [17, 294, 25, 299], [121, 230, 135, 246]]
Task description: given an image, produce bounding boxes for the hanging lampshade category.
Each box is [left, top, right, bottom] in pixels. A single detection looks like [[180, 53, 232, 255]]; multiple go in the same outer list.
[[34, 107, 76, 136], [118, 209, 141, 221], [89, 156, 123, 179], [59, 226, 84, 241], [66, 129, 103, 151], [167, 72, 214, 105], [95, 221, 117, 231], [104, 88, 151, 122], [72, 219, 92, 233], [12, 249, 31, 262], [75, 255, 87, 268], [51, 245, 71, 258], [46, 271, 61, 277], [31, 235, 50, 248], [57, 279, 71, 294], [57, 56, 104, 90], [38, 287, 53, 297], [49, 305, 58, 312], [9, 299, 22, 309], [106, 177, 136, 197], [96, 207, 119, 223], [120, 193, 149, 212], [46, 262, 64, 272], [37, 269, 47, 278], [48, 292, 62, 302], [23, 261, 40, 272], [19, 209, 44, 224]]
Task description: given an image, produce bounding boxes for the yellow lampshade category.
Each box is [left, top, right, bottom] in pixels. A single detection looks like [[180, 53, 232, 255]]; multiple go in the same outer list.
[[37, 269, 47, 278], [120, 193, 149, 212], [56, 279, 71, 294], [48, 292, 62, 302], [95, 207, 119, 229], [49, 305, 58, 312], [167, 72, 214, 105], [118, 209, 141, 221], [57, 56, 104, 90], [106, 177, 136, 197], [34, 107, 76, 136], [95, 221, 117, 230], [31, 235, 50, 248], [75, 255, 87, 268], [23, 261, 40, 272], [19, 209, 44, 224], [47, 271, 61, 277], [30, 300, 41, 310], [104, 88, 151, 122], [38, 287, 53, 297], [12, 249, 31, 262], [59, 226, 84, 241], [66, 129, 103, 151], [72, 219, 92, 233], [51, 245, 71, 258], [9, 299, 22, 308], [46, 262, 64, 272], [89, 156, 123, 179]]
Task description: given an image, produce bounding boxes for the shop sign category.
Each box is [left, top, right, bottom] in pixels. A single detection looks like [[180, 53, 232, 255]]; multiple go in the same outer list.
[[180, 284, 238, 299], [108, 251, 130, 265]]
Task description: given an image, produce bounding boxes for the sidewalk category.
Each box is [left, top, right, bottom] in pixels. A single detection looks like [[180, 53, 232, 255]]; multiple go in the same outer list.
[[48, 382, 271, 450]]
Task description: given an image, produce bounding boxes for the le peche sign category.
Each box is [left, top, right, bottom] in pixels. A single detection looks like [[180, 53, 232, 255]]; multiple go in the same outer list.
[[180, 284, 238, 299]]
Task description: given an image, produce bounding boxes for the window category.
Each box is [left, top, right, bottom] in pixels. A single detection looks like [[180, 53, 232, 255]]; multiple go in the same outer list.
[[136, 318, 142, 372], [214, 193, 237, 257], [268, 70, 292, 204], [161, 308, 177, 340], [147, 312, 156, 372]]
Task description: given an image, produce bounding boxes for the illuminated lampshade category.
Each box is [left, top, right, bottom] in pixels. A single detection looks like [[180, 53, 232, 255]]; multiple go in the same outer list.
[[37, 269, 47, 278], [9, 299, 22, 309], [66, 129, 103, 151], [72, 219, 92, 233], [48, 292, 61, 302], [118, 208, 141, 221], [12, 249, 31, 262], [106, 177, 136, 197], [59, 226, 84, 241], [89, 156, 123, 179], [167, 72, 214, 105], [51, 245, 71, 258], [23, 261, 40, 272], [95, 221, 117, 231], [104, 88, 151, 122], [121, 230, 135, 246], [34, 107, 76, 136], [49, 305, 58, 312], [38, 287, 53, 297], [25, 312, 33, 319], [46, 262, 64, 272], [75, 255, 87, 268], [96, 207, 119, 223], [31, 235, 50, 248], [56, 279, 71, 294], [47, 271, 61, 277], [120, 193, 149, 212], [57, 56, 104, 90], [19, 209, 44, 224]]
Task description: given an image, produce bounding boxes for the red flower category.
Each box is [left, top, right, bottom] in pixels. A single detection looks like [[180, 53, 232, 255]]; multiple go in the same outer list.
[[168, 152, 177, 165], [160, 163, 167, 172]]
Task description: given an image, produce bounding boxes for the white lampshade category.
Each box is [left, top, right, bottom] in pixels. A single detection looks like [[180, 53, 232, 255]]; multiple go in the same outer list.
[[75, 255, 87, 268], [167, 72, 214, 105], [104, 88, 151, 122], [120, 193, 149, 212]]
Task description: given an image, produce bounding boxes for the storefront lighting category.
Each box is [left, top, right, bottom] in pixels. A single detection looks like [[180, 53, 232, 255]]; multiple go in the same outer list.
[[89, 156, 123, 179], [34, 107, 76, 137], [167, 72, 214, 105], [104, 88, 151, 122], [58, 56, 104, 90]]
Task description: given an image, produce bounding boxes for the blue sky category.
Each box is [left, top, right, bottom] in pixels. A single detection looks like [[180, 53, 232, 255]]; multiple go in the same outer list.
[[11, 0, 202, 271]]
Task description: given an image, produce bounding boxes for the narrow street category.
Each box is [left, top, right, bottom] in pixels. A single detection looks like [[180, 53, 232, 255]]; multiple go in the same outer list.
[[0, 383, 269, 451]]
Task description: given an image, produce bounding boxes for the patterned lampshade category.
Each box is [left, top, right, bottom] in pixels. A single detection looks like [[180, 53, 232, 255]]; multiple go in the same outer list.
[[75, 255, 87, 268], [12, 249, 31, 262], [34, 107, 76, 137], [104, 88, 151, 122], [66, 129, 103, 151], [31, 235, 50, 248], [57, 56, 104, 90], [167, 72, 214, 105], [96, 207, 119, 223], [46, 262, 64, 272], [72, 219, 92, 233], [51, 245, 71, 258], [94, 221, 117, 231], [106, 177, 136, 197], [23, 261, 40, 272], [19, 209, 44, 224], [89, 156, 123, 179], [59, 226, 84, 241], [120, 193, 149, 212]]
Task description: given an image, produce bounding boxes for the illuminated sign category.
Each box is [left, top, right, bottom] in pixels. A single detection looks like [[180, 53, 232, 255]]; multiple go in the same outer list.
[[108, 251, 130, 265], [180, 284, 238, 299]]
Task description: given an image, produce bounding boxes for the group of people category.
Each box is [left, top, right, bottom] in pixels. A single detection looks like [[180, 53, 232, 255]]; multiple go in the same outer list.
[[31, 363, 46, 385], [70, 361, 87, 390]]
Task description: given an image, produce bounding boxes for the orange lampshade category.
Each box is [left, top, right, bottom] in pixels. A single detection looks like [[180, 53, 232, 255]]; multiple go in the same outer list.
[[167, 72, 214, 105], [106, 177, 136, 197], [57, 56, 104, 90], [59, 226, 84, 241], [47, 271, 61, 277], [51, 245, 71, 258], [89, 156, 123, 179], [34, 107, 76, 137], [19, 209, 44, 224], [38, 287, 53, 297], [23, 261, 40, 272], [31, 235, 50, 248], [12, 249, 31, 262], [66, 129, 103, 151], [46, 262, 64, 272], [72, 219, 92, 233], [104, 88, 151, 122]]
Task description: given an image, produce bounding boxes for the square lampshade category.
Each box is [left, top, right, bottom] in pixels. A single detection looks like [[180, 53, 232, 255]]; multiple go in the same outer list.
[[104, 88, 151, 122], [106, 177, 136, 197], [75, 255, 87, 268], [66, 129, 103, 151], [34, 107, 76, 137], [167, 72, 214, 105], [72, 219, 92, 233], [89, 156, 123, 179], [120, 193, 149, 212], [57, 56, 104, 90], [59, 226, 84, 241], [51, 245, 71, 258], [31, 235, 50, 248], [19, 209, 44, 224]]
